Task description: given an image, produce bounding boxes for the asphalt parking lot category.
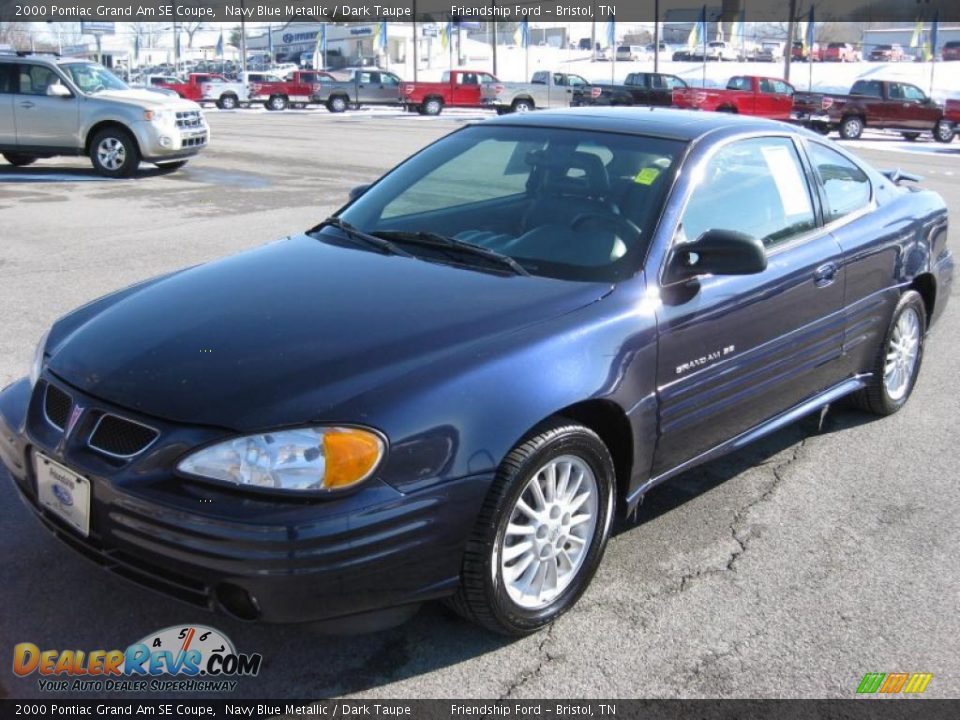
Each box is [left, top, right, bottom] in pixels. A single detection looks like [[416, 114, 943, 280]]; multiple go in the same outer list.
[[1, 110, 958, 701]]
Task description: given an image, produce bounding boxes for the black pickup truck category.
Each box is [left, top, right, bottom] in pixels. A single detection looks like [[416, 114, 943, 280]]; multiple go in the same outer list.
[[571, 72, 687, 107]]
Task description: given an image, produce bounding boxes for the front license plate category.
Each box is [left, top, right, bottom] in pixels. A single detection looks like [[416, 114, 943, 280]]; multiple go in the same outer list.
[[35, 453, 91, 537]]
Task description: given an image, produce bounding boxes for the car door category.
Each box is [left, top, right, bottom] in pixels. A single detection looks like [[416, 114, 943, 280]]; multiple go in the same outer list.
[[652, 135, 846, 476], [14, 63, 79, 150], [0, 62, 16, 146], [770, 79, 795, 120], [376, 72, 401, 104], [900, 83, 937, 130]]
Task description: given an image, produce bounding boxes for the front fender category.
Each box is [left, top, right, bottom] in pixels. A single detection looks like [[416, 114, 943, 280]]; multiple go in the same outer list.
[[360, 279, 659, 500]]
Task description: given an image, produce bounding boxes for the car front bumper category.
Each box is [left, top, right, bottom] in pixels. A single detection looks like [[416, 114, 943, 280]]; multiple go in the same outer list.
[[0, 376, 490, 625], [132, 116, 210, 162]]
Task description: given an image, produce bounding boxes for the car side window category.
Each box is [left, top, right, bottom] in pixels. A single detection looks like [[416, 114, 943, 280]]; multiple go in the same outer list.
[[902, 84, 925, 101], [0, 63, 15, 93], [680, 137, 816, 249], [381, 74, 399, 86], [17, 64, 62, 96], [888, 83, 904, 100], [807, 142, 871, 223], [727, 77, 750, 91]]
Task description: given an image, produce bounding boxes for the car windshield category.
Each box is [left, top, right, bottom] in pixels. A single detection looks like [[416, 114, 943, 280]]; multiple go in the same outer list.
[[61, 62, 128, 94], [336, 125, 684, 282]]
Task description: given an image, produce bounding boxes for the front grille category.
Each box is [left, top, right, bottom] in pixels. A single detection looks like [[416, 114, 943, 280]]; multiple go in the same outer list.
[[182, 135, 207, 147], [88, 414, 159, 458], [43, 384, 72, 430], [176, 111, 204, 130]]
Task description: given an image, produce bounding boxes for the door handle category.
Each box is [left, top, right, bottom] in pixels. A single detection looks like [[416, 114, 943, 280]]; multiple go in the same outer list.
[[19, 101, 35, 108], [813, 263, 838, 286]]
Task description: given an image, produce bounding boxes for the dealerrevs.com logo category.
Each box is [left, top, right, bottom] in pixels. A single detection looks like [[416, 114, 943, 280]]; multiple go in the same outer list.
[[13, 625, 262, 693]]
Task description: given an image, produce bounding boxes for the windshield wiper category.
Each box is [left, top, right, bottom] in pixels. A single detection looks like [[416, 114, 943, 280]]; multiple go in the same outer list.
[[308, 217, 414, 258], [373, 230, 530, 276]]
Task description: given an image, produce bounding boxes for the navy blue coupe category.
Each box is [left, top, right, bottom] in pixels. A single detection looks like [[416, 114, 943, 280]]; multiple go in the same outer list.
[[0, 109, 952, 635]]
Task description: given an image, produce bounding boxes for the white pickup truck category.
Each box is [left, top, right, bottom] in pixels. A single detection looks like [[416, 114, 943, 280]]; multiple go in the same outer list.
[[481, 70, 590, 114], [201, 71, 281, 108]]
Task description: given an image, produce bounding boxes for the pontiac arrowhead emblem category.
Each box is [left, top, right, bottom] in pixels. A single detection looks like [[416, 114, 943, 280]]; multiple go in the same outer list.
[[65, 404, 83, 438]]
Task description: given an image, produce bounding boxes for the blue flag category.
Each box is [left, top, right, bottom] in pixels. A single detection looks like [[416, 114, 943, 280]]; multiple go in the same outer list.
[[606, 12, 616, 48], [215, 31, 223, 58], [806, 7, 815, 51]]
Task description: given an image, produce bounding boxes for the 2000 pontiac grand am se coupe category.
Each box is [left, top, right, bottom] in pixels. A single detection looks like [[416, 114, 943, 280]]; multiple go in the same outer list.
[[0, 109, 952, 636]]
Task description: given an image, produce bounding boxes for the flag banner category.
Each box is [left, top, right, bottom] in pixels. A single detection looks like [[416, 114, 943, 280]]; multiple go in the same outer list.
[[514, 18, 529, 49]]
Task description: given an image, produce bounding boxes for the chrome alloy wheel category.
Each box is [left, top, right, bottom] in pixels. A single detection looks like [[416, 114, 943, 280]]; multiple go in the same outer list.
[[498, 455, 599, 609], [97, 137, 126, 171], [884, 306, 921, 401]]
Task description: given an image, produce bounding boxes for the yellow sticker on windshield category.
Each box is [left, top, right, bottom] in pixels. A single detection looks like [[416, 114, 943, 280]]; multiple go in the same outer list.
[[634, 167, 661, 185]]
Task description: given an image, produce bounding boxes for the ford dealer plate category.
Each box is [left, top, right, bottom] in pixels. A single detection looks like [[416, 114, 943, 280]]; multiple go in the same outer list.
[[35, 453, 91, 537]]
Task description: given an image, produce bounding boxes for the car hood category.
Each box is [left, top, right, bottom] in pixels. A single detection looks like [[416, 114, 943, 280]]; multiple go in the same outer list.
[[91, 88, 201, 112], [47, 234, 610, 430]]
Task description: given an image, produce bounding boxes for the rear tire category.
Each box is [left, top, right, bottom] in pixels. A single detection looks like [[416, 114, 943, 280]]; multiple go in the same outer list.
[[267, 95, 287, 111], [850, 291, 926, 416], [839, 115, 864, 140], [3, 153, 37, 167], [327, 95, 348, 113], [216, 95, 238, 110], [89, 127, 140, 178], [447, 418, 615, 636], [512, 98, 534, 113]]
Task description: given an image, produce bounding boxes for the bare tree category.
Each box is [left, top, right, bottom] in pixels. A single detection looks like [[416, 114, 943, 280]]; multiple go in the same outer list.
[[0, 22, 31, 50], [128, 22, 158, 51], [182, 22, 206, 48]]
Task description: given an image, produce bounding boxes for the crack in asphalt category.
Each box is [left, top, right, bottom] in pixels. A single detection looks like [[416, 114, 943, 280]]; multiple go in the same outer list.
[[497, 622, 559, 701]]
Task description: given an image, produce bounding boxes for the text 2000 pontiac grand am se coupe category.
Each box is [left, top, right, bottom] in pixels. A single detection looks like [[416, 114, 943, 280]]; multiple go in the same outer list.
[[0, 109, 952, 635]]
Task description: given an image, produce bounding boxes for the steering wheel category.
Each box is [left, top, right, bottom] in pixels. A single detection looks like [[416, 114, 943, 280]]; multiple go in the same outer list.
[[571, 213, 643, 243]]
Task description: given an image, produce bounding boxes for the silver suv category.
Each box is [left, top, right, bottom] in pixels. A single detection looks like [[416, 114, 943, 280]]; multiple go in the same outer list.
[[0, 52, 209, 177]]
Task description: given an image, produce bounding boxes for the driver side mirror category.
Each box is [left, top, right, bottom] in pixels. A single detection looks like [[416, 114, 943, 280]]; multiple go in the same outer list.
[[668, 229, 767, 282], [348, 184, 371, 201], [47, 83, 73, 99]]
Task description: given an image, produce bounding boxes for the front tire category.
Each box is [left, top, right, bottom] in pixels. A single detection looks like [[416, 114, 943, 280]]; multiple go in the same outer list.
[[327, 95, 348, 113], [839, 115, 864, 140], [3, 152, 37, 167], [420, 98, 443, 116], [448, 418, 615, 636], [851, 291, 926, 416], [89, 127, 139, 178], [934, 120, 955, 144]]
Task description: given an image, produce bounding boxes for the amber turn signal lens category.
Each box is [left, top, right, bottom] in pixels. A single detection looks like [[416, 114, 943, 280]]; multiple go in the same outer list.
[[323, 428, 385, 489]]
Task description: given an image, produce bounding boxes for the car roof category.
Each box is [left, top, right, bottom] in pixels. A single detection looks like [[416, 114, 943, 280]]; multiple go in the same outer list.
[[483, 107, 796, 143]]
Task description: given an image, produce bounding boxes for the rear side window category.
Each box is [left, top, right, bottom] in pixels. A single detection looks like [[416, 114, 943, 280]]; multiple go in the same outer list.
[[851, 80, 882, 98], [681, 137, 816, 248], [807, 143, 871, 223], [0, 62, 15, 93]]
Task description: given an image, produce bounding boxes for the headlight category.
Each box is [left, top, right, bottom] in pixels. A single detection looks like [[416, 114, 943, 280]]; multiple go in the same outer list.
[[29, 328, 51, 387], [145, 109, 175, 125], [177, 427, 385, 494]]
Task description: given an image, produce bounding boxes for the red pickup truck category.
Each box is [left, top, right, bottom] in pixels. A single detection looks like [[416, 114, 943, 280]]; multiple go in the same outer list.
[[248, 70, 337, 111], [792, 79, 954, 142], [150, 73, 225, 103], [671, 76, 795, 120], [400, 70, 498, 115]]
